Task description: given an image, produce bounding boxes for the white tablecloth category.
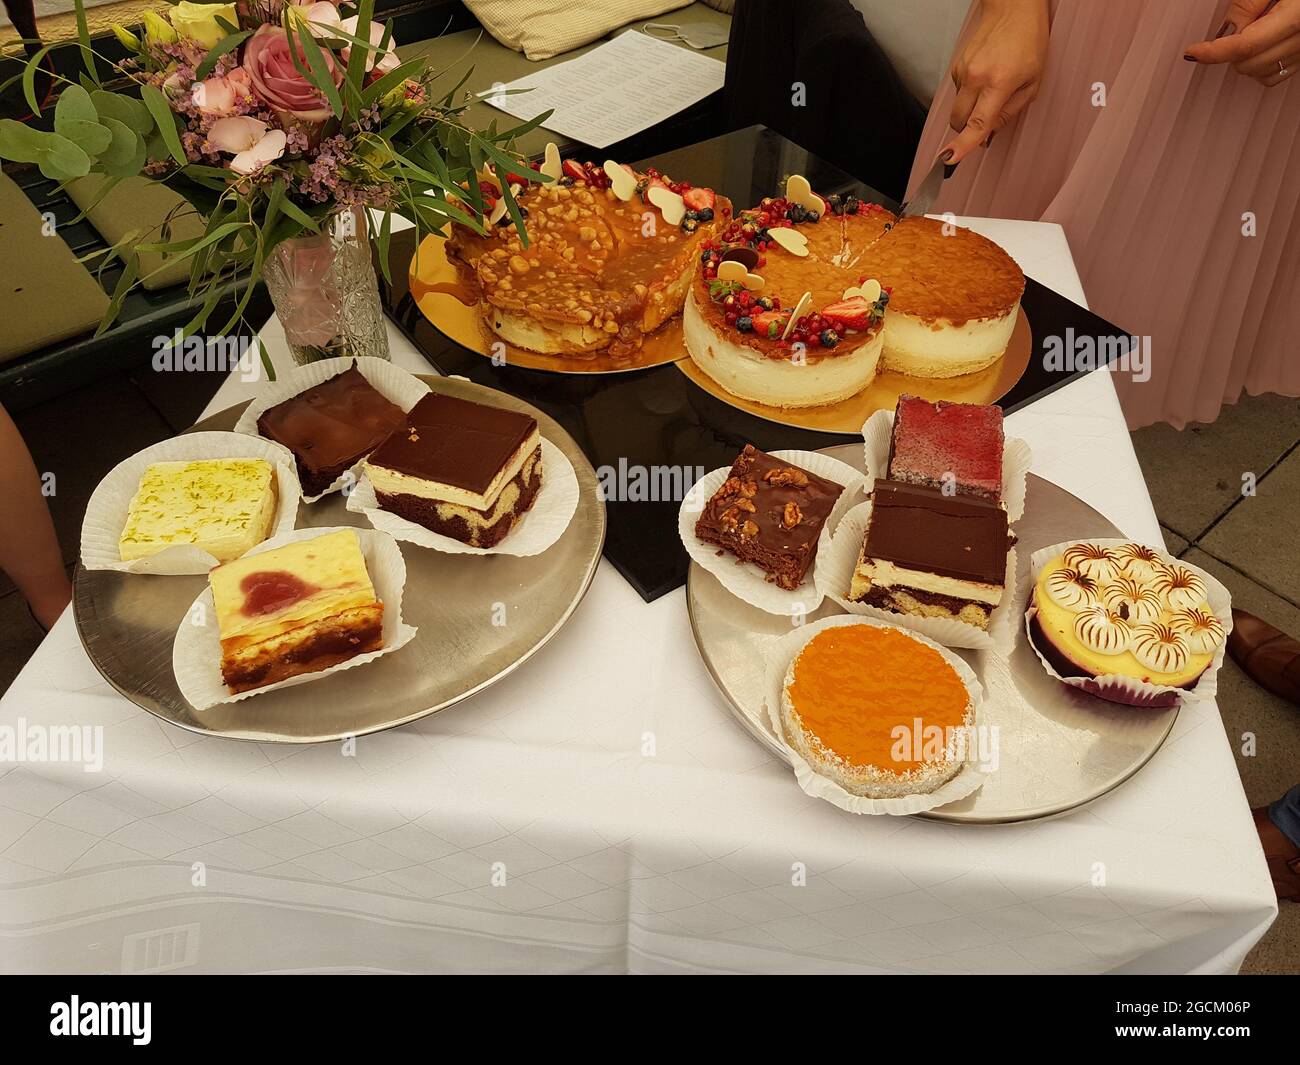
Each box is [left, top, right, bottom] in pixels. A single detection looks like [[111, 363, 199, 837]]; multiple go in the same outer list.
[[0, 218, 1276, 974]]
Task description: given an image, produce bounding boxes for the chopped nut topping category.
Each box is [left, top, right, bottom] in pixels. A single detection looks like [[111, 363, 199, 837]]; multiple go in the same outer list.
[[763, 466, 810, 487], [781, 501, 802, 528], [740, 520, 760, 540]]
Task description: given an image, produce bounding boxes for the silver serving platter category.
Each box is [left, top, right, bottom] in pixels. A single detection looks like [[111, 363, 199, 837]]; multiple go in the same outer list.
[[73, 375, 606, 743], [687, 443, 1178, 824]]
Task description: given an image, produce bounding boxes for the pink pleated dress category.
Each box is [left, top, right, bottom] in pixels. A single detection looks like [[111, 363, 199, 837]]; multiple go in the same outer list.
[[909, 0, 1300, 429]]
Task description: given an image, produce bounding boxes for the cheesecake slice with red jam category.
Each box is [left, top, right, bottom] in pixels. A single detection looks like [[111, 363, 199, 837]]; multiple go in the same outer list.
[[208, 529, 384, 694]]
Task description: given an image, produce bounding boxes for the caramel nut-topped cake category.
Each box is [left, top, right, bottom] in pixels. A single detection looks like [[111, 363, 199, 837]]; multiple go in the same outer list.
[[683, 176, 1026, 407], [781, 624, 973, 798], [446, 157, 725, 359], [1029, 541, 1225, 690]]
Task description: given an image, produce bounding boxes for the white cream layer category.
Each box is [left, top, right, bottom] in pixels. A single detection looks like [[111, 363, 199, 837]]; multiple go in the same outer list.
[[683, 291, 883, 408], [366, 428, 539, 511], [881, 304, 1019, 378], [858, 558, 1003, 605]]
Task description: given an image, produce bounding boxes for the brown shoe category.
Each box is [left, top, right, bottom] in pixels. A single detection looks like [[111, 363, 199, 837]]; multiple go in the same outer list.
[[1228, 609, 1300, 707], [1253, 806, 1300, 902]]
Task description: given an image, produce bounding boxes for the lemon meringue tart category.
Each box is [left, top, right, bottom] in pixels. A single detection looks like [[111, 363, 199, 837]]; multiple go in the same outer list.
[[1028, 542, 1224, 690]]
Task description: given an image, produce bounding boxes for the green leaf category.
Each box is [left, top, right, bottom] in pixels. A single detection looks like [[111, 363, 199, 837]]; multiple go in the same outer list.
[[20, 44, 56, 116], [54, 85, 112, 157], [73, 0, 99, 86], [0, 119, 91, 181], [136, 220, 247, 255], [91, 90, 153, 135], [97, 251, 140, 335], [96, 116, 147, 175], [376, 207, 392, 285], [194, 29, 252, 82], [140, 83, 186, 165], [277, 194, 322, 233], [360, 57, 425, 108], [293, 21, 344, 119], [263, 176, 286, 238]]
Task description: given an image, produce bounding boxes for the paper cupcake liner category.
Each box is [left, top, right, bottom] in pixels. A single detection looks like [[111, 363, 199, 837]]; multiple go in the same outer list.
[[815, 500, 1019, 652], [762, 615, 988, 815], [1024, 537, 1233, 709], [861, 409, 1032, 523], [233, 356, 431, 502], [678, 449, 867, 617], [345, 438, 578, 557], [172, 526, 417, 710], [80, 431, 302, 575]]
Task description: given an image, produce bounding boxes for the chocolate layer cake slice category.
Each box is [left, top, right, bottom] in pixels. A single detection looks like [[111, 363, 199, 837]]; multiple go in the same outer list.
[[694, 445, 841, 590], [887, 395, 1003, 502], [257, 365, 406, 495], [365, 393, 542, 548], [849, 479, 1010, 628]]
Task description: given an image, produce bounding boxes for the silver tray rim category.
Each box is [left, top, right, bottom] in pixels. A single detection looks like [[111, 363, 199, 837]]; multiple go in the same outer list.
[[686, 444, 1179, 825], [72, 375, 607, 745]]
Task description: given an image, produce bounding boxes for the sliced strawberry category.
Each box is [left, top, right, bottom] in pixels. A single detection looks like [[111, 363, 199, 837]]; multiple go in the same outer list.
[[562, 159, 588, 183], [821, 297, 874, 330], [751, 310, 789, 338], [683, 187, 715, 212], [642, 176, 670, 202]]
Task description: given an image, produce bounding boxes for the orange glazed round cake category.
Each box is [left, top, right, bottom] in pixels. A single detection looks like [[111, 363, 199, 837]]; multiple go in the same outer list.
[[781, 625, 973, 798]]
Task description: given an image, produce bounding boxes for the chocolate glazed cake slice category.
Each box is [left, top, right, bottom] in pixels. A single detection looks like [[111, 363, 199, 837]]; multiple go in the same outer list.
[[257, 366, 406, 495], [849, 479, 1011, 628], [364, 393, 543, 548]]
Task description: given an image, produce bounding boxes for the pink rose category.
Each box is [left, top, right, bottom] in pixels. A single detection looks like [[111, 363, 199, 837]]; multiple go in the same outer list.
[[194, 68, 253, 115], [242, 24, 341, 126]]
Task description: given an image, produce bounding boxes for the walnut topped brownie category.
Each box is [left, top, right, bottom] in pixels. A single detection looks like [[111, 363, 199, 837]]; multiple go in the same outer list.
[[694, 445, 842, 590]]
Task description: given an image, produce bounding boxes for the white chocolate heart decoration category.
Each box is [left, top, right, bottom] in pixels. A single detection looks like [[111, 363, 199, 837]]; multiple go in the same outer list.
[[842, 278, 882, 302], [768, 227, 809, 257], [781, 291, 813, 340], [717, 259, 765, 292], [784, 174, 824, 217], [540, 142, 562, 180], [647, 185, 686, 226], [603, 159, 637, 201], [487, 184, 521, 226]]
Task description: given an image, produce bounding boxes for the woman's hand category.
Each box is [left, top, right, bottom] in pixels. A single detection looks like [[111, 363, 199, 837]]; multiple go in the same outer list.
[[939, 0, 1049, 165], [1185, 0, 1300, 87]]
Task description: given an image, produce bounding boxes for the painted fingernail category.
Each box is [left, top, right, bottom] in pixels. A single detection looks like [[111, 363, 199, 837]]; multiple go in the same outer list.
[[983, 132, 996, 148], [1184, 53, 1197, 62], [1216, 21, 1236, 39]]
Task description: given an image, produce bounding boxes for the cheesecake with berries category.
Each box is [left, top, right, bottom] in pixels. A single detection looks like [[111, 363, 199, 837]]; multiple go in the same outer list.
[[683, 188, 894, 408], [447, 158, 724, 359]]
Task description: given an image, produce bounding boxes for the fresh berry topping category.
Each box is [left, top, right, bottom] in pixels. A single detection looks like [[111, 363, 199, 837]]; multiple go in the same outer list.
[[683, 187, 715, 212], [819, 328, 841, 348], [752, 309, 789, 338], [562, 160, 587, 183], [736, 315, 753, 332], [821, 297, 874, 330]]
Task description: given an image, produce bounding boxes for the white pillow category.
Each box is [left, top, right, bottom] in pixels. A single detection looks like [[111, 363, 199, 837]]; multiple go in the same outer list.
[[465, 0, 694, 60]]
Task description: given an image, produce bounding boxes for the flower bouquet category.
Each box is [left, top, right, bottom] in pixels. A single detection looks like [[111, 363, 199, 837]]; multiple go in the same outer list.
[[0, 0, 546, 371]]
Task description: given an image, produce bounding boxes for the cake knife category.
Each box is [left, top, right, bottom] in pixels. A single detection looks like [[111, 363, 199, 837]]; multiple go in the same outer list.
[[899, 154, 953, 219]]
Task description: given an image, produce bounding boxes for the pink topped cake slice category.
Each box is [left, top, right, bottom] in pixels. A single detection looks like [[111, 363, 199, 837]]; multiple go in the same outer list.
[[887, 395, 1004, 502]]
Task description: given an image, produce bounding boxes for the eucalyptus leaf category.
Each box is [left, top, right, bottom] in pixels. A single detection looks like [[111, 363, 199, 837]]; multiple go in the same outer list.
[[91, 90, 153, 135], [55, 86, 112, 157], [0, 120, 91, 181], [96, 116, 147, 175]]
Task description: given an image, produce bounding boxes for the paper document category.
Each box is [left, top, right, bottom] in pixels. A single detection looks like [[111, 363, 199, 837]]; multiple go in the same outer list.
[[483, 31, 726, 150]]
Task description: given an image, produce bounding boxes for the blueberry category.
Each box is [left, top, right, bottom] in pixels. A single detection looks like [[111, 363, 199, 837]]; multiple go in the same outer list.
[[819, 328, 840, 348], [558, 176, 573, 187], [685, 209, 700, 222], [736, 315, 753, 332], [697, 207, 713, 222], [681, 218, 699, 233]]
